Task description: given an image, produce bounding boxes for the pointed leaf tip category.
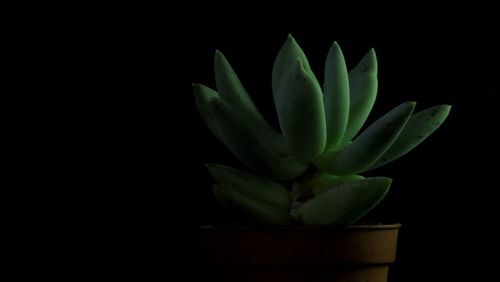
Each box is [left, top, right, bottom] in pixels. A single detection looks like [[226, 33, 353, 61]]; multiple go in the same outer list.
[[356, 48, 377, 73], [192, 83, 218, 100], [205, 163, 217, 177], [214, 49, 226, 60], [205, 163, 215, 170], [284, 34, 299, 49], [326, 42, 343, 60], [192, 83, 212, 97], [214, 49, 226, 65], [330, 41, 340, 50]]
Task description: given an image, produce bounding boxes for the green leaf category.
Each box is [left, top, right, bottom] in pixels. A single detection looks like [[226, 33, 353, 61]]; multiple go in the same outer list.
[[275, 58, 326, 162], [366, 104, 452, 171], [291, 173, 364, 205], [209, 98, 307, 180], [310, 174, 365, 197], [324, 41, 350, 150], [192, 83, 224, 143], [214, 50, 260, 115], [294, 177, 392, 226], [206, 164, 291, 210], [272, 34, 318, 99], [342, 48, 378, 144], [214, 51, 289, 156], [213, 185, 292, 225], [316, 101, 416, 175]]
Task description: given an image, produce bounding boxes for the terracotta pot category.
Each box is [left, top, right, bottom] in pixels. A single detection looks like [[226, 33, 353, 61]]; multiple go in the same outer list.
[[199, 224, 400, 282]]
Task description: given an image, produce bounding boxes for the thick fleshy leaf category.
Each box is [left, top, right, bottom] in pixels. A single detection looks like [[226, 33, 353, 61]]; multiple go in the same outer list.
[[213, 185, 292, 225], [214, 51, 289, 156], [209, 98, 307, 180], [272, 34, 318, 100], [293, 177, 392, 226], [275, 58, 326, 162], [366, 105, 452, 171], [342, 49, 378, 144], [310, 174, 365, 196], [214, 50, 260, 115], [324, 42, 350, 150], [316, 102, 416, 175], [291, 173, 364, 205], [206, 163, 291, 210], [192, 83, 224, 143]]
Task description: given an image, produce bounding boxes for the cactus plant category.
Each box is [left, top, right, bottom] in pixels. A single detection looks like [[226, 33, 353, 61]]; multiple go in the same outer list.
[[193, 35, 451, 226]]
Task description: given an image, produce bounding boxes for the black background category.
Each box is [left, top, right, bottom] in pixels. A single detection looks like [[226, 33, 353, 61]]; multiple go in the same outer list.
[[80, 8, 498, 281]]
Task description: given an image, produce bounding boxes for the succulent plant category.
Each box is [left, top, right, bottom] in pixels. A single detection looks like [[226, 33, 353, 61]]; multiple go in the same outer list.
[[193, 35, 450, 226]]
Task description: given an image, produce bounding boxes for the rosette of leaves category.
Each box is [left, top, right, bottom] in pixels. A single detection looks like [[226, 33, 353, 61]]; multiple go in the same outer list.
[[193, 35, 451, 226]]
